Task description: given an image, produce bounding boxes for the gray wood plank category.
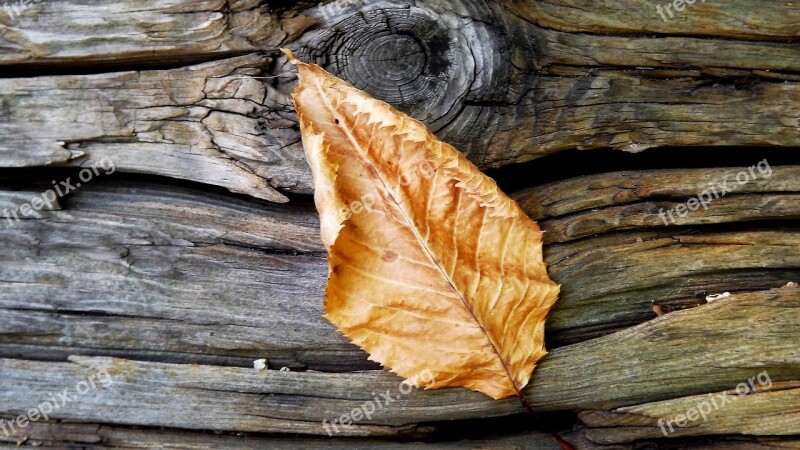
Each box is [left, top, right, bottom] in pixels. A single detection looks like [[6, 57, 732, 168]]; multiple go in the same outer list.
[[0, 287, 797, 436]]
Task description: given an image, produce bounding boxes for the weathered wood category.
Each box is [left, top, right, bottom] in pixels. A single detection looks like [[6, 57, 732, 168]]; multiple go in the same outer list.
[[1, 0, 798, 446], [3, 422, 798, 450], [2, 180, 797, 365], [3, 58, 798, 197], [0, 181, 355, 371], [0, 0, 280, 67], [0, 288, 797, 437], [580, 382, 800, 444], [497, 0, 800, 39], [4, 1, 798, 71], [0, 54, 295, 201], [2, 1, 799, 200], [532, 287, 800, 411], [546, 230, 800, 344], [514, 165, 800, 243], [518, 166, 800, 222], [286, 2, 800, 166], [530, 29, 800, 73], [0, 420, 566, 449]]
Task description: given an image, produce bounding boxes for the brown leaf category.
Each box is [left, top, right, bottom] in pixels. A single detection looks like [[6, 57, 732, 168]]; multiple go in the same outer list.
[[285, 49, 560, 400]]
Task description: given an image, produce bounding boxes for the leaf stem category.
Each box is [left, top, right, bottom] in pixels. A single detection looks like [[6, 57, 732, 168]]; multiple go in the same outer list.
[[515, 392, 575, 450]]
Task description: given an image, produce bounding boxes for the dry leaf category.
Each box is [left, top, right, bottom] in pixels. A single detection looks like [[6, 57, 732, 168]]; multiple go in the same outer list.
[[285, 49, 560, 400]]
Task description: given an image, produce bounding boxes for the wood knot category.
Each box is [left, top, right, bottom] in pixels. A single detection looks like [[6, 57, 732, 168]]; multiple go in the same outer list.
[[291, 0, 510, 140]]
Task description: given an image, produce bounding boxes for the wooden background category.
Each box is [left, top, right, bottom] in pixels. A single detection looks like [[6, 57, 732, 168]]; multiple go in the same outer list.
[[1, 0, 799, 448]]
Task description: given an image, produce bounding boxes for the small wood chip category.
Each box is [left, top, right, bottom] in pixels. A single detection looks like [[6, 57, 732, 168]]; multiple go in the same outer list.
[[706, 292, 732, 302]]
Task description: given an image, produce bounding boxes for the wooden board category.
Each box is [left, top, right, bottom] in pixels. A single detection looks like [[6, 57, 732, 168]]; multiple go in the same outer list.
[[1, 287, 798, 437], [1, 0, 799, 198]]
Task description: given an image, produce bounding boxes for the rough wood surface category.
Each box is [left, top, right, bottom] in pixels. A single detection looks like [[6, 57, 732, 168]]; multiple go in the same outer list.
[[0, 421, 566, 449], [4, 423, 799, 450], [1, 288, 798, 437], [0, 0, 280, 68], [2, 179, 797, 366], [0, 54, 295, 201], [2, 0, 799, 447], [4, 1, 798, 69], [2, 164, 798, 445], [515, 165, 800, 243], [497, 0, 800, 39], [2, 0, 799, 199], [580, 382, 800, 444]]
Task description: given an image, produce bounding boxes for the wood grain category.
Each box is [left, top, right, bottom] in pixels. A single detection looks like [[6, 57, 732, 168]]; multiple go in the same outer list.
[[515, 165, 800, 243], [2, 422, 798, 449], [0, 420, 566, 449], [580, 382, 800, 444], [0, 0, 279, 67], [2, 179, 797, 365], [497, 0, 800, 39], [0, 54, 295, 202], [1, 1, 799, 199], [0, 287, 797, 436], [1, 0, 798, 446]]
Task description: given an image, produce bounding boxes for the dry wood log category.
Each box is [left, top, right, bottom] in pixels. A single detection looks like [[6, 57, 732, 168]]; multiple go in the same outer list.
[[0, 54, 295, 201], [497, 0, 800, 39], [3, 421, 799, 450], [515, 165, 800, 243], [283, 1, 800, 165], [0, 181, 348, 370], [546, 230, 800, 344], [0, 287, 797, 437], [0, 420, 567, 449], [580, 381, 800, 444], [0, 0, 800, 70], [1, 1, 799, 199], [4, 1, 798, 70], [0, 0, 281, 68], [1, 177, 798, 368]]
